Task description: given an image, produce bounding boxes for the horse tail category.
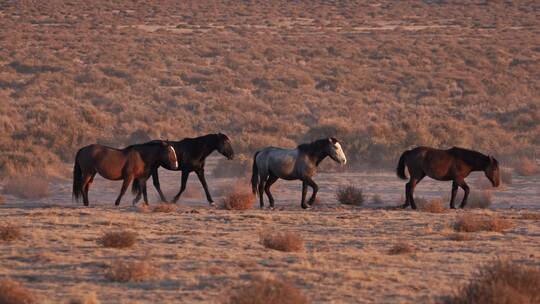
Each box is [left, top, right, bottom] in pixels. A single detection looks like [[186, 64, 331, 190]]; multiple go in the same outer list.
[[396, 150, 409, 180], [72, 150, 83, 202], [251, 151, 260, 195]]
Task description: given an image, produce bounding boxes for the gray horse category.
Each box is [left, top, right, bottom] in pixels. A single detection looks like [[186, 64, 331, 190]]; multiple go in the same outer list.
[[251, 137, 347, 209]]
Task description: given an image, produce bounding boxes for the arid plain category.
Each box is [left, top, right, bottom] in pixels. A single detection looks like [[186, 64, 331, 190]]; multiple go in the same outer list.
[[1, 1, 539, 303]]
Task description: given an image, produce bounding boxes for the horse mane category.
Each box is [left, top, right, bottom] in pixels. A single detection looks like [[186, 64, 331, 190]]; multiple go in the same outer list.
[[297, 138, 329, 153], [449, 147, 490, 169]]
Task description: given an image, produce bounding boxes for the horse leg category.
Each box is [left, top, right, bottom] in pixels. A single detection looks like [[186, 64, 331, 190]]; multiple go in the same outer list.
[[305, 177, 319, 206], [258, 176, 267, 209], [401, 181, 411, 208], [132, 178, 146, 206], [172, 171, 190, 203], [264, 174, 278, 209], [151, 168, 167, 202], [457, 179, 470, 209], [115, 176, 133, 206], [82, 172, 95, 207], [449, 181, 458, 209], [141, 178, 149, 206], [301, 180, 309, 209], [409, 179, 419, 210], [195, 169, 214, 205]]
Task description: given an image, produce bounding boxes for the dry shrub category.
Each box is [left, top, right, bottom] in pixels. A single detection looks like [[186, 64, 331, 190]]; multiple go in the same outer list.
[[152, 204, 175, 213], [0, 195, 5, 204], [450, 261, 540, 304], [515, 157, 539, 176], [225, 276, 309, 304], [448, 233, 472, 241], [68, 292, 100, 304], [0, 225, 22, 242], [388, 242, 414, 255], [417, 198, 446, 213], [221, 183, 254, 210], [105, 261, 156, 282], [520, 213, 540, 220], [97, 231, 137, 249], [0, 279, 37, 304], [371, 194, 384, 205], [336, 185, 364, 206], [260, 231, 304, 252], [2, 176, 48, 199], [453, 214, 513, 233]]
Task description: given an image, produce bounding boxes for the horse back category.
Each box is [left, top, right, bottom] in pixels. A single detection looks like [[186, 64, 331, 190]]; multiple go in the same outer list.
[[76, 144, 130, 180]]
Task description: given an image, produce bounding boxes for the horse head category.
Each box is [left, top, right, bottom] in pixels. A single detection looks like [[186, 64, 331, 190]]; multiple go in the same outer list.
[[485, 155, 500, 187], [161, 140, 178, 170], [216, 133, 234, 160], [326, 137, 347, 165]]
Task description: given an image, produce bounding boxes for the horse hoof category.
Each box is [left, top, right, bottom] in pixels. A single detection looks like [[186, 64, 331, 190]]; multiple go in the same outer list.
[[400, 204, 408, 209], [301, 204, 310, 210], [209, 202, 216, 208]]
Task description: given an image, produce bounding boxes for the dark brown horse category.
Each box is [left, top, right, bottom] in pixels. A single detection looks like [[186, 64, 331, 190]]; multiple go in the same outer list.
[[396, 146, 500, 209], [73, 141, 178, 206], [150, 133, 234, 205]]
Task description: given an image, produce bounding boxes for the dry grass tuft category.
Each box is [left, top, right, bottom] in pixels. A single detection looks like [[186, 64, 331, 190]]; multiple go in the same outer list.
[[448, 233, 472, 241], [260, 231, 304, 252], [388, 242, 414, 255], [105, 261, 157, 282], [417, 198, 447, 213], [2, 176, 49, 200], [68, 292, 100, 304], [97, 231, 137, 249], [0, 195, 5, 204], [466, 191, 492, 209], [221, 184, 254, 210], [225, 276, 309, 304], [453, 214, 513, 233], [515, 157, 539, 176], [0, 279, 37, 304], [371, 194, 384, 205], [152, 204, 175, 213], [450, 260, 540, 304], [520, 213, 540, 220], [0, 225, 22, 242], [336, 185, 364, 206]]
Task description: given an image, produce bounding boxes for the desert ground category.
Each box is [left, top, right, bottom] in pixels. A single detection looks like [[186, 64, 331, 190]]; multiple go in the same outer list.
[[1, 0, 539, 303], [1, 156, 540, 303]]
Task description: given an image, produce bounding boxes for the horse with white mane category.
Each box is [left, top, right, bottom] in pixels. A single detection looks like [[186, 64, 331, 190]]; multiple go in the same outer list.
[[251, 137, 347, 209]]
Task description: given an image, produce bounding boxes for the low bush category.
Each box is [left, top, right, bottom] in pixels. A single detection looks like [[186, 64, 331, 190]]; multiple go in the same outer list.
[[97, 231, 137, 249], [0, 279, 37, 304], [0, 225, 22, 242], [453, 214, 512, 233], [336, 185, 364, 206], [449, 260, 540, 304], [105, 261, 157, 282], [388, 242, 414, 255], [2, 176, 49, 200], [260, 231, 304, 252], [225, 276, 309, 304]]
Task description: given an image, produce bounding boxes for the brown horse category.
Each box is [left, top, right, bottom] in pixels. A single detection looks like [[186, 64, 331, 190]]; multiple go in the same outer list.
[[396, 146, 500, 209], [73, 141, 178, 206]]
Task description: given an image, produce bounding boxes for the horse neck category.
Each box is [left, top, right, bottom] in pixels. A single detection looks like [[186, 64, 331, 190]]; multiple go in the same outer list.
[[129, 145, 161, 166], [193, 135, 219, 160], [460, 150, 490, 171], [301, 142, 328, 166]]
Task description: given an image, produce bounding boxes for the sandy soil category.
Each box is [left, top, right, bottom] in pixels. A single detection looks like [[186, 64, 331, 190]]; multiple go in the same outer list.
[[1, 157, 539, 303]]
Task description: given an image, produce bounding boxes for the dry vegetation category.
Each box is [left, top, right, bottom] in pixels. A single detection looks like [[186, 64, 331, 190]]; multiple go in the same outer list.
[[152, 203, 175, 213], [221, 184, 254, 210], [97, 231, 138, 249], [387, 242, 414, 255], [260, 230, 304, 252], [67, 292, 100, 304], [336, 185, 364, 206], [520, 213, 540, 220], [417, 198, 447, 213], [2, 176, 49, 199], [105, 261, 157, 282], [449, 261, 540, 304], [225, 276, 309, 304], [448, 233, 472, 242], [0, 225, 22, 242], [515, 157, 540, 176], [0, 1, 538, 176], [0, 279, 37, 304], [453, 214, 513, 233]]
